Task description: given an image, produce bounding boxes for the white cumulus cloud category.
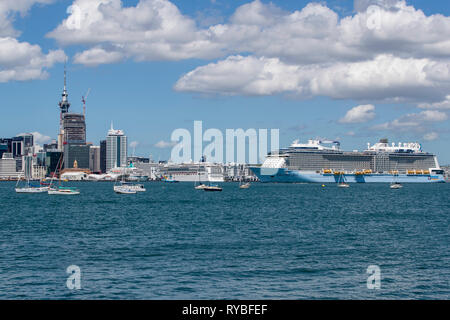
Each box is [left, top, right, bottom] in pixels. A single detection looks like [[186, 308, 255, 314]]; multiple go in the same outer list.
[[154, 140, 177, 148], [0, 37, 66, 82], [73, 47, 124, 66], [46, 0, 450, 104], [31, 131, 51, 144], [0, 1, 66, 82], [372, 110, 448, 133], [418, 96, 450, 110], [423, 132, 438, 141], [339, 104, 376, 124], [129, 141, 139, 148], [175, 54, 449, 102]]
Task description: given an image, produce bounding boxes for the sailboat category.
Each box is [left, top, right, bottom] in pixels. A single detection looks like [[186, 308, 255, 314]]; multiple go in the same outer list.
[[337, 171, 350, 188], [194, 165, 207, 190], [15, 173, 49, 193], [239, 168, 250, 189], [390, 167, 403, 189], [48, 155, 80, 195]]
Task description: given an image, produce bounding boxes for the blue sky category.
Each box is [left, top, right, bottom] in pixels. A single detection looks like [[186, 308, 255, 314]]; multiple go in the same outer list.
[[1, 0, 450, 164]]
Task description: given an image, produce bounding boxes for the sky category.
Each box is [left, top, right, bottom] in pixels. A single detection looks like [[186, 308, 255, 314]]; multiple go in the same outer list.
[[0, 0, 450, 164]]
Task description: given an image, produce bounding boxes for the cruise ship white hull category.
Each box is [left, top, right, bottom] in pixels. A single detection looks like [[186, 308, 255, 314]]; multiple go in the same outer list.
[[250, 168, 445, 183]]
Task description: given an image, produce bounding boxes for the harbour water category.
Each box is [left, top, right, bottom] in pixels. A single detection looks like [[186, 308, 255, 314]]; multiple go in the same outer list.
[[0, 182, 448, 299]]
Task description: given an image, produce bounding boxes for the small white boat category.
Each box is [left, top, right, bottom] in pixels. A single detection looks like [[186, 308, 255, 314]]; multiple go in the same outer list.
[[15, 175, 49, 193], [114, 181, 145, 193], [195, 183, 208, 190], [390, 164, 402, 189], [390, 182, 403, 189], [203, 185, 223, 192], [15, 186, 49, 193], [46, 155, 80, 195], [16, 186, 49, 193], [48, 187, 80, 195], [114, 186, 137, 194], [239, 182, 251, 189]]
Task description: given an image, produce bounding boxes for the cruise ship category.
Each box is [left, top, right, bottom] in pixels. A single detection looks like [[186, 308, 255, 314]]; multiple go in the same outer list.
[[250, 139, 445, 183], [158, 162, 225, 182]]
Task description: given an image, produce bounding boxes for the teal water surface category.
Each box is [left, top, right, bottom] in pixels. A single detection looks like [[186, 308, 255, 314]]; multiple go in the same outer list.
[[0, 182, 448, 299]]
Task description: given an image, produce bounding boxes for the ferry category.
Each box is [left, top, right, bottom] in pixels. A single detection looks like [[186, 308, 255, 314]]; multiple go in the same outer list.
[[250, 139, 445, 183]]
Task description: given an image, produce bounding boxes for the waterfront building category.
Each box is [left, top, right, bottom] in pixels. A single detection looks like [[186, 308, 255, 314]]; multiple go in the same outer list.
[[44, 140, 58, 152], [0, 153, 20, 179], [0, 138, 12, 153], [106, 124, 127, 172], [100, 140, 106, 173], [63, 144, 90, 170], [32, 165, 47, 180], [45, 150, 62, 176], [0, 143, 8, 159], [128, 156, 150, 164], [60, 171, 89, 181], [34, 151, 46, 167], [14, 156, 22, 173], [89, 145, 101, 173]]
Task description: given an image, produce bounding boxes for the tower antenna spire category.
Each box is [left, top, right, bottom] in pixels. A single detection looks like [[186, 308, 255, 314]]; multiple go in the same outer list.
[[64, 60, 67, 91]]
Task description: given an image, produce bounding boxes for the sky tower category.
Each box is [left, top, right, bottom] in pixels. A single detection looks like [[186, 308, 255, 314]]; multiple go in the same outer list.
[[57, 65, 71, 150], [58, 64, 71, 114]]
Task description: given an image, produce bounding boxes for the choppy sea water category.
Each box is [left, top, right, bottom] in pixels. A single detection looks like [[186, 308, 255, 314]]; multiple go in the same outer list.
[[0, 182, 448, 299]]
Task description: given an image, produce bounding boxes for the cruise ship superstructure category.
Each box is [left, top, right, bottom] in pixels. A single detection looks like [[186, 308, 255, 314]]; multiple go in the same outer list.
[[250, 139, 445, 183]]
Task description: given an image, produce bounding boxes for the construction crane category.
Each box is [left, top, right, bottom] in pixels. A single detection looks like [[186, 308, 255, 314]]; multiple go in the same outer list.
[[82, 88, 91, 117]]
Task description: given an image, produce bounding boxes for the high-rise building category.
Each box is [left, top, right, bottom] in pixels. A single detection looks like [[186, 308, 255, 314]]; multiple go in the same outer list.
[[45, 151, 62, 176], [89, 145, 101, 173], [18, 133, 33, 148], [106, 124, 127, 172], [17, 133, 34, 156], [12, 136, 24, 157], [0, 153, 19, 179], [64, 144, 90, 170], [62, 113, 86, 145], [100, 140, 107, 173]]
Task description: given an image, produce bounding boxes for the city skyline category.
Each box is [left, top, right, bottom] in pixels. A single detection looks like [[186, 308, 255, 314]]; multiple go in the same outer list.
[[1, 0, 450, 164]]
